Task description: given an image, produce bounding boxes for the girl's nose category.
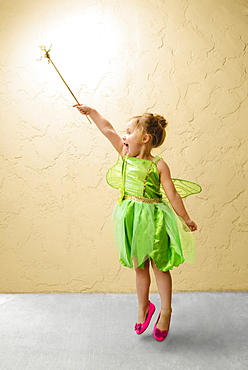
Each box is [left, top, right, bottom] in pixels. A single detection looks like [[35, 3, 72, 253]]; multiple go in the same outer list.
[[123, 134, 126, 141]]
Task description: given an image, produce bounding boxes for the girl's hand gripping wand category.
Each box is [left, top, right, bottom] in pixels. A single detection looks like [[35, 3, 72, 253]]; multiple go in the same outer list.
[[39, 45, 92, 124]]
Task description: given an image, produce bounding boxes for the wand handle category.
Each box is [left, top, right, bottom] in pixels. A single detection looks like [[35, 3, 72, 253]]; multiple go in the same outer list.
[[49, 59, 92, 124], [50, 59, 79, 104]]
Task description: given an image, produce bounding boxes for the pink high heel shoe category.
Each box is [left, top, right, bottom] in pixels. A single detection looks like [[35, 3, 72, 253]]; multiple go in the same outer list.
[[134, 301, 156, 335], [153, 313, 171, 341]]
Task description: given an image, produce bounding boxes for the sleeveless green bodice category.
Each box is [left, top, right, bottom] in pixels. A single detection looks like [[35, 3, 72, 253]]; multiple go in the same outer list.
[[122, 156, 162, 199]]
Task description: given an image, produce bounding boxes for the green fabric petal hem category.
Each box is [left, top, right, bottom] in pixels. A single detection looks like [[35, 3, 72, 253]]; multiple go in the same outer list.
[[113, 200, 195, 271]]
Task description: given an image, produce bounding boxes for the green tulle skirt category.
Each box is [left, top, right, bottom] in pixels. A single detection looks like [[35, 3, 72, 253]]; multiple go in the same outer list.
[[113, 199, 196, 271]]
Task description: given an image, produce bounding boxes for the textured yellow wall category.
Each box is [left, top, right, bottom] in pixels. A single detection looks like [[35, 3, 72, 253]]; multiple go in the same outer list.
[[0, 0, 247, 293]]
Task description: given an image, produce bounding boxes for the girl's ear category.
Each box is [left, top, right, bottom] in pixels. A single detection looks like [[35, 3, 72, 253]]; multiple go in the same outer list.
[[142, 133, 151, 144]]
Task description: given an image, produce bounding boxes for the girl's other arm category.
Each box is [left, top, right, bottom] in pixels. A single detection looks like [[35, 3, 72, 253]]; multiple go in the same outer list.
[[74, 104, 124, 155], [157, 160, 197, 231]]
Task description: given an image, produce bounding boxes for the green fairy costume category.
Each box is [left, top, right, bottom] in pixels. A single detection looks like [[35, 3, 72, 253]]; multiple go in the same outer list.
[[106, 155, 201, 271]]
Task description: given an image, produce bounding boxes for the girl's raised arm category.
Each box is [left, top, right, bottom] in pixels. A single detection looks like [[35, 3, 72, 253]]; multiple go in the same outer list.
[[74, 104, 124, 155]]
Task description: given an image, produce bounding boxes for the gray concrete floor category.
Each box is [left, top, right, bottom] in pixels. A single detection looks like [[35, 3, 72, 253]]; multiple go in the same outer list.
[[0, 292, 247, 370]]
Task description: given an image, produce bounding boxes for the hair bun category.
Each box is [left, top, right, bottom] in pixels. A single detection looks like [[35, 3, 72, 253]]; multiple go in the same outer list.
[[154, 114, 168, 129]]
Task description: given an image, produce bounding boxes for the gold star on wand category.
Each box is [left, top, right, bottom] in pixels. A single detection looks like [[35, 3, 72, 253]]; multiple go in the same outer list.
[[39, 45, 91, 124]]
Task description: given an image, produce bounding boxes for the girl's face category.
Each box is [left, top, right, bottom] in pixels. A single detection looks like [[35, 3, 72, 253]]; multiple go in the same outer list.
[[123, 119, 143, 157]]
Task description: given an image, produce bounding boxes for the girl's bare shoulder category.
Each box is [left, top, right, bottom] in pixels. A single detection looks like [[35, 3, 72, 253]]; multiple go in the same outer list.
[[156, 158, 170, 173]]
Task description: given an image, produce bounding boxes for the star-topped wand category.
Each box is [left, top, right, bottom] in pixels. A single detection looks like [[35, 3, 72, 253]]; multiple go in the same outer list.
[[39, 45, 91, 124]]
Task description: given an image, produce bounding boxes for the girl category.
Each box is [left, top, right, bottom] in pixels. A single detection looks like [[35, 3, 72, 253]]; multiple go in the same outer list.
[[75, 105, 198, 342]]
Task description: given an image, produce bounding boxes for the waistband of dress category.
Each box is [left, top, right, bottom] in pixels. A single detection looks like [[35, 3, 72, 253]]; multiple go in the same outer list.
[[123, 195, 162, 204]]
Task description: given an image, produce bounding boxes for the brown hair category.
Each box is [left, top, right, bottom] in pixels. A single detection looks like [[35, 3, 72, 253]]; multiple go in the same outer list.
[[132, 113, 168, 148]]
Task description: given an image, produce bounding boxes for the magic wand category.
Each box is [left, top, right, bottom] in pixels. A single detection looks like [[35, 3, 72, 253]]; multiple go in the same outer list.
[[39, 45, 92, 124]]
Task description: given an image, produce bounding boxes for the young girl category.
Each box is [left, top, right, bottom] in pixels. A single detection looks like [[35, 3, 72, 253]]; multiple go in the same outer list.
[[75, 105, 198, 342]]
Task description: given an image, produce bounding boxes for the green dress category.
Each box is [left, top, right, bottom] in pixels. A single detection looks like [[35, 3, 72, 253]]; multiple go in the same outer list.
[[106, 155, 201, 271]]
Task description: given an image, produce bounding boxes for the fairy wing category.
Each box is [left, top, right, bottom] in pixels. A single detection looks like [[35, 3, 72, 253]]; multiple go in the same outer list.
[[161, 178, 202, 202], [172, 179, 202, 198], [106, 155, 202, 198], [106, 155, 123, 190]]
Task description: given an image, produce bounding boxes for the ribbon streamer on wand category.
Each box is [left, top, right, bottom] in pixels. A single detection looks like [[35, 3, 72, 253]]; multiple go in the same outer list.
[[39, 45, 91, 124]]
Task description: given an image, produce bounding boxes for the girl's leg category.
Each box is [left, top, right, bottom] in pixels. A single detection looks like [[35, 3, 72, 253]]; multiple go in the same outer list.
[[135, 259, 151, 323], [152, 261, 172, 331]]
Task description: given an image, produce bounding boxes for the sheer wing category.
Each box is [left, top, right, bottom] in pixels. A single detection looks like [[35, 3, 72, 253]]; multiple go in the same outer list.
[[106, 155, 123, 190], [106, 155, 202, 199], [173, 179, 202, 198], [161, 179, 202, 202]]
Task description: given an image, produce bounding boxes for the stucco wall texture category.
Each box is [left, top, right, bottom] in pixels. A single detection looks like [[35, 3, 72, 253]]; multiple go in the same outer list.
[[0, 0, 247, 293]]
